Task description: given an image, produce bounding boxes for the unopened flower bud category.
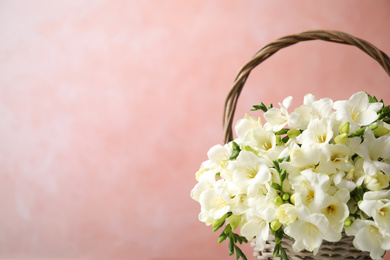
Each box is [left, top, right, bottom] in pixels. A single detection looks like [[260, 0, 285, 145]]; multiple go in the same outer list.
[[334, 133, 348, 145], [274, 196, 284, 207], [290, 193, 297, 205], [282, 193, 290, 201], [369, 124, 378, 130], [287, 129, 301, 138], [212, 213, 229, 232], [271, 219, 282, 231], [339, 122, 350, 134], [344, 217, 352, 227], [229, 214, 241, 231], [373, 126, 390, 137]]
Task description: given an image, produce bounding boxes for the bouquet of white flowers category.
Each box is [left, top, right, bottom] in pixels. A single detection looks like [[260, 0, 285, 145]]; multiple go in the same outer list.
[[190, 30, 390, 260], [191, 92, 390, 260]]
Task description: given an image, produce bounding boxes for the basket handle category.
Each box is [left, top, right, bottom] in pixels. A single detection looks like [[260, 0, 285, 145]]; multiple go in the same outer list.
[[223, 30, 390, 144]]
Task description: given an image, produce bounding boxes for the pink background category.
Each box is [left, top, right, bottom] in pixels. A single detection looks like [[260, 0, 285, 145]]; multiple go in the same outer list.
[[1, 1, 390, 259]]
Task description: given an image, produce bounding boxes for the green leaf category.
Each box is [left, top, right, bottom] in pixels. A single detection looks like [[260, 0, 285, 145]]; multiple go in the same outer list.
[[251, 102, 268, 112], [235, 245, 248, 260], [275, 128, 289, 135], [273, 243, 280, 257], [276, 135, 284, 146], [273, 160, 281, 173], [281, 136, 289, 143], [223, 223, 232, 234], [212, 213, 229, 232], [228, 233, 235, 256], [218, 230, 228, 244], [280, 247, 289, 260], [271, 182, 282, 191], [277, 155, 290, 163], [366, 93, 378, 103], [357, 186, 364, 200], [280, 169, 287, 183]]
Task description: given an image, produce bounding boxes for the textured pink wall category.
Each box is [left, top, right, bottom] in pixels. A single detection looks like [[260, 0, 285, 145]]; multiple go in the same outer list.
[[1, 1, 390, 259]]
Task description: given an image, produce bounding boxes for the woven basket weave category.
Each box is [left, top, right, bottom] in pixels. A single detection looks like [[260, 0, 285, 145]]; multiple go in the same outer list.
[[251, 234, 371, 259], [222, 30, 390, 259]]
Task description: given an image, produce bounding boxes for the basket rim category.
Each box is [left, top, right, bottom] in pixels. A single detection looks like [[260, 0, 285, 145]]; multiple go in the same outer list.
[[222, 29, 390, 144]]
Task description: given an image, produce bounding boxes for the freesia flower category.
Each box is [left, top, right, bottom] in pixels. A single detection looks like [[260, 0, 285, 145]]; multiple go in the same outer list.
[[241, 209, 271, 250], [359, 190, 390, 233], [264, 96, 292, 131], [228, 150, 271, 193], [289, 95, 333, 130], [345, 219, 390, 260], [285, 205, 340, 255], [191, 92, 390, 260], [333, 91, 383, 130], [355, 128, 390, 175]]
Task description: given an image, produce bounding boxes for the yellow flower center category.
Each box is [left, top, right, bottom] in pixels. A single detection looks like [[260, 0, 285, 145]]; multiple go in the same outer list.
[[262, 141, 272, 150], [306, 190, 315, 203], [317, 134, 327, 143]]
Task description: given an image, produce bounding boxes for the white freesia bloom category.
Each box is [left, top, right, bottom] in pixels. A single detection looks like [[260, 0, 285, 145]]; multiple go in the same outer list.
[[345, 219, 390, 260], [289, 95, 334, 130], [333, 91, 383, 130], [319, 189, 350, 232], [191, 92, 390, 259], [198, 180, 231, 223], [235, 114, 262, 142], [228, 150, 271, 193], [289, 144, 321, 169], [285, 205, 340, 254], [229, 193, 249, 216], [196, 143, 232, 180], [264, 96, 292, 131], [241, 209, 270, 251], [191, 169, 217, 202], [298, 118, 333, 160], [317, 144, 353, 174], [355, 128, 390, 175], [246, 185, 277, 219], [276, 204, 297, 224], [359, 190, 390, 233], [245, 126, 284, 161], [364, 173, 390, 191]]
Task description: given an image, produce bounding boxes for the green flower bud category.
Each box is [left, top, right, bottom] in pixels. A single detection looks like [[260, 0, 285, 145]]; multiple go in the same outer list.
[[274, 196, 284, 207], [373, 126, 390, 137], [334, 133, 348, 145], [218, 232, 228, 244], [271, 182, 282, 191], [229, 214, 241, 231], [212, 213, 229, 232], [369, 124, 378, 130], [282, 193, 290, 201], [275, 135, 283, 146], [287, 129, 301, 138], [339, 122, 350, 134], [271, 219, 282, 231], [344, 217, 352, 227], [355, 127, 365, 136], [290, 193, 297, 205]]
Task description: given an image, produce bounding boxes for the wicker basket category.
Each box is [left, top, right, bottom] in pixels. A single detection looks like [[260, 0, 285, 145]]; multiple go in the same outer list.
[[251, 234, 371, 259], [222, 30, 390, 259]]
